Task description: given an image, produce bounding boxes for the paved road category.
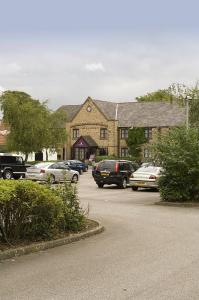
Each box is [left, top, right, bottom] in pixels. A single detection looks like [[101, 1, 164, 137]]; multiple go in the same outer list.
[[1, 170, 199, 300]]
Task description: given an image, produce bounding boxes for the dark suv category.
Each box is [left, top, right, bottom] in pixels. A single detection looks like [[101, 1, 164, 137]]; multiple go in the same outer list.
[[0, 154, 28, 179], [92, 160, 136, 188]]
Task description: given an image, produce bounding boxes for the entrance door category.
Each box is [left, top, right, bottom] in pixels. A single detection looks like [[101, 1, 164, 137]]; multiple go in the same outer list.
[[74, 148, 86, 160]]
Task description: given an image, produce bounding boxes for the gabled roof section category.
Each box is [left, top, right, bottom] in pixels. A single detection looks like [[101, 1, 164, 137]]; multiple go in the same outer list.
[[83, 135, 98, 147], [73, 135, 98, 148], [92, 99, 117, 120], [58, 105, 82, 122], [58, 98, 186, 127]]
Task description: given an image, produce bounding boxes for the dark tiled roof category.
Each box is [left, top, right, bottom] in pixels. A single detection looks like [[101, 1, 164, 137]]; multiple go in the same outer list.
[[83, 135, 98, 147], [58, 99, 186, 127], [92, 99, 117, 120], [117, 102, 186, 127], [58, 105, 82, 121]]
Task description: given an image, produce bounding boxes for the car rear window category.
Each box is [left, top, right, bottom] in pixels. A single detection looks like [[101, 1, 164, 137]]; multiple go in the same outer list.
[[137, 166, 160, 173], [98, 161, 115, 171]]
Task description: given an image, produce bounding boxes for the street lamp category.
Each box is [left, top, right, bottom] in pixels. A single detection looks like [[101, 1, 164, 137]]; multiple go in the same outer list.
[[185, 95, 192, 130]]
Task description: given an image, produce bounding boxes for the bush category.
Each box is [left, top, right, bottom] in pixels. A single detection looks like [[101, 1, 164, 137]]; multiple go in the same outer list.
[[153, 127, 199, 202], [0, 180, 64, 242], [54, 182, 86, 232]]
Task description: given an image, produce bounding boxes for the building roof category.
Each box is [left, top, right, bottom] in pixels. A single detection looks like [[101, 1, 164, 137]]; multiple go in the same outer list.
[[59, 98, 186, 127], [58, 105, 81, 121], [116, 102, 186, 127], [92, 99, 117, 120], [83, 135, 98, 147]]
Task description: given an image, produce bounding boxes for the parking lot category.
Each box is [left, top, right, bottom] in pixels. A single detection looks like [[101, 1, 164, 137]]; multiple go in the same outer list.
[[1, 169, 199, 300]]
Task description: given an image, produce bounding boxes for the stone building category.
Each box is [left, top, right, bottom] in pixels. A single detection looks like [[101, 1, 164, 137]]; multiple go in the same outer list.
[[58, 97, 186, 161]]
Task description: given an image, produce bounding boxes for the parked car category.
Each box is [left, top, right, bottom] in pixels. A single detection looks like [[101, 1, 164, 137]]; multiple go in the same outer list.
[[92, 160, 135, 188], [62, 160, 88, 174], [130, 166, 163, 191], [0, 154, 30, 179], [25, 162, 79, 183]]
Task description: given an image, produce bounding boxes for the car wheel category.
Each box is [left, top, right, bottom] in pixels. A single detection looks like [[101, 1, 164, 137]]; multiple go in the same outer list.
[[119, 178, 127, 189], [132, 186, 138, 191], [72, 174, 78, 183], [49, 174, 55, 184], [3, 170, 13, 180], [97, 183, 104, 188], [14, 174, 21, 180]]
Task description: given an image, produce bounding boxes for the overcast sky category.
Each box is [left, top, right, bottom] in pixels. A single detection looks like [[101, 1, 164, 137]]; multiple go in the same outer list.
[[0, 0, 199, 109]]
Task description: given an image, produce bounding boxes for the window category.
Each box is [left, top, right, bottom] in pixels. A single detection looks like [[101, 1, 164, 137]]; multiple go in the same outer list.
[[120, 128, 129, 139], [100, 128, 108, 139], [144, 128, 152, 140], [144, 148, 149, 158], [121, 148, 129, 157], [72, 129, 79, 139], [99, 148, 108, 156]]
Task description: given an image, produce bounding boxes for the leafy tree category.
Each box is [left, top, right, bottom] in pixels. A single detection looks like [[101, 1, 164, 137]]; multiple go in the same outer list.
[[152, 127, 199, 202], [136, 88, 174, 103], [127, 128, 147, 162], [43, 110, 67, 160], [0, 91, 67, 161]]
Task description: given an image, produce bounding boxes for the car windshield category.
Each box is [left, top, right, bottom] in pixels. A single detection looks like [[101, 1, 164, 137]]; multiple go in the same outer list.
[[98, 161, 115, 172], [136, 166, 160, 174]]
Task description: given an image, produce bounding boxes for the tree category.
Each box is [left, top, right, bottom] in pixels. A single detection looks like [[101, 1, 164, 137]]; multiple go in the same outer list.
[[127, 128, 147, 162], [43, 110, 67, 161], [151, 127, 199, 202], [136, 88, 174, 103], [0, 91, 67, 161]]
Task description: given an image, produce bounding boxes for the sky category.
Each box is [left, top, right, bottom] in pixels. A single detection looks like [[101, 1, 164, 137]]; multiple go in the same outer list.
[[0, 0, 199, 109]]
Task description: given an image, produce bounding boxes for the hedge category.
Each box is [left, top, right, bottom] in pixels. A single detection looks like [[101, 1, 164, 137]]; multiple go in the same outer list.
[[0, 180, 85, 244]]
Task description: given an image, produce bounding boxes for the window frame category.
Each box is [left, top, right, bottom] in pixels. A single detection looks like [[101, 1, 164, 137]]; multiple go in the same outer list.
[[120, 128, 129, 139], [144, 128, 152, 140], [100, 128, 108, 140], [121, 147, 129, 157], [72, 128, 79, 139]]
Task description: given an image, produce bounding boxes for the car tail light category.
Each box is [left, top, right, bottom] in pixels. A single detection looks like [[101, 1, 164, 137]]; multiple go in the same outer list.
[[149, 175, 156, 179], [40, 169, 45, 174], [115, 162, 119, 173]]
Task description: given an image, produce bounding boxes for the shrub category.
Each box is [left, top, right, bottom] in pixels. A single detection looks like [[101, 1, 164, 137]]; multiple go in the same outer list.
[[54, 181, 86, 232], [0, 180, 64, 242], [152, 127, 199, 202]]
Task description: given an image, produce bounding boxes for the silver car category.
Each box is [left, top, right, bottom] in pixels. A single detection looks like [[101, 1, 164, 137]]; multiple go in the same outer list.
[[130, 166, 162, 191], [25, 162, 79, 184]]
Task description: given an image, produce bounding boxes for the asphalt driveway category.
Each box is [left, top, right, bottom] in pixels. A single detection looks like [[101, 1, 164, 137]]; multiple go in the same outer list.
[[1, 170, 199, 300]]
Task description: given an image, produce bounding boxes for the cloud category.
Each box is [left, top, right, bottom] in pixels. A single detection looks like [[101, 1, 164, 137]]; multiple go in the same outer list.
[[84, 62, 105, 72], [0, 86, 5, 95]]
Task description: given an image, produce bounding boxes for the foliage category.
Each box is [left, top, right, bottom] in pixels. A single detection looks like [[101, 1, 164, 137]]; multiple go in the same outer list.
[[42, 110, 67, 160], [136, 88, 174, 103], [127, 128, 147, 162], [152, 127, 199, 202], [0, 180, 63, 242], [0, 90, 67, 161], [55, 181, 86, 232], [95, 155, 117, 162], [0, 179, 86, 244]]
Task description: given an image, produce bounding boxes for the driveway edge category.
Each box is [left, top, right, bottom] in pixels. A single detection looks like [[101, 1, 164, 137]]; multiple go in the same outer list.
[[0, 222, 104, 261], [155, 201, 199, 208]]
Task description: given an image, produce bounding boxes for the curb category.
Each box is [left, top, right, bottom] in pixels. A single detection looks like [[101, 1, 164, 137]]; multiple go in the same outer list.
[[155, 201, 199, 208], [0, 222, 104, 261]]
